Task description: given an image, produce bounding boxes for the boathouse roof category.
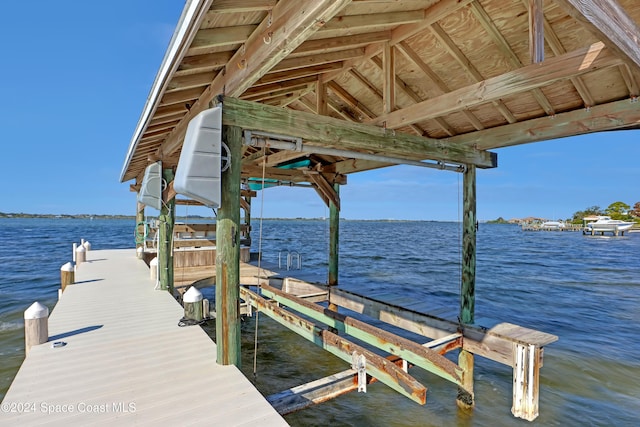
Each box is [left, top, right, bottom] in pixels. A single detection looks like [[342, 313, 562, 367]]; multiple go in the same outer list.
[[120, 0, 640, 190]]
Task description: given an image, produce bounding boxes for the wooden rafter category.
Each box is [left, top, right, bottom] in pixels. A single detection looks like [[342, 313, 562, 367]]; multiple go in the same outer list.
[[528, 0, 545, 64], [307, 172, 340, 210], [371, 42, 622, 129]]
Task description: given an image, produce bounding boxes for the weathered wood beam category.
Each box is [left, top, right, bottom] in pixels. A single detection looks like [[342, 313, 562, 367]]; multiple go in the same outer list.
[[240, 286, 427, 405], [329, 288, 558, 367], [316, 79, 327, 116], [553, 0, 640, 70], [255, 63, 344, 86], [241, 76, 318, 100], [222, 97, 496, 168], [160, 0, 352, 157], [261, 284, 464, 387], [327, 81, 375, 119], [450, 97, 640, 149], [371, 42, 622, 129]]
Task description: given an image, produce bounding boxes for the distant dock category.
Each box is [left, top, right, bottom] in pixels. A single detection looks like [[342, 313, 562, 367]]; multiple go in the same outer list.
[[0, 249, 287, 426]]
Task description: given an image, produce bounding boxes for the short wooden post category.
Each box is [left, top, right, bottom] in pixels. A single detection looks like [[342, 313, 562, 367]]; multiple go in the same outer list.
[[183, 287, 204, 322], [512, 343, 542, 421], [24, 302, 48, 355], [76, 244, 86, 266], [60, 262, 75, 293], [83, 240, 91, 251]]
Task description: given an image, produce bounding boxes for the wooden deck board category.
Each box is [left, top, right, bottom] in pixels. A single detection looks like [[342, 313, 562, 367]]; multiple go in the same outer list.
[[0, 249, 288, 426]]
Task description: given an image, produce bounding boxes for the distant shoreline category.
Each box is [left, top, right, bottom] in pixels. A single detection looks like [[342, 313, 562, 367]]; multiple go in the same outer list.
[[0, 213, 465, 222]]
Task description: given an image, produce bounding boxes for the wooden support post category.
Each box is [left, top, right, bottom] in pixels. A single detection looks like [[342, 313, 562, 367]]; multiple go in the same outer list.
[[458, 164, 477, 409], [75, 244, 86, 266], [24, 302, 48, 355], [328, 183, 340, 311], [183, 287, 204, 322], [512, 343, 542, 421], [60, 262, 74, 293], [158, 169, 175, 293], [216, 125, 242, 367], [135, 201, 145, 250], [243, 195, 252, 248]]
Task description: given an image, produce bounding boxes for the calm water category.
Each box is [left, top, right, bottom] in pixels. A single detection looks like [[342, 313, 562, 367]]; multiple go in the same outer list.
[[1, 218, 638, 426]]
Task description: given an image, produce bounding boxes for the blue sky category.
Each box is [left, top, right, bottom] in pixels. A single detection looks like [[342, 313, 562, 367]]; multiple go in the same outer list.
[[1, 1, 638, 221]]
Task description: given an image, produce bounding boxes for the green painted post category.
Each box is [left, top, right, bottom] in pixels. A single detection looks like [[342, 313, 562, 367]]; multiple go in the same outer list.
[[328, 184, 340, 311], [135, 202, 145, 250], [461, 164, 476, 325], [216, 125, 242, 367], [158, 169, 175, 294], [458, 164, 477, 410]]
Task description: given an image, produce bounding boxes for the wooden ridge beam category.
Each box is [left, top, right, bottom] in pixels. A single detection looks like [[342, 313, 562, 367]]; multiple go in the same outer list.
[[370, 42, 622, 129], [240, 286, 427, 405], [554, 0, 640, 71], [261, 284, 464, 388], [221, 97, 496, 168], [160, 0, 352, 158]]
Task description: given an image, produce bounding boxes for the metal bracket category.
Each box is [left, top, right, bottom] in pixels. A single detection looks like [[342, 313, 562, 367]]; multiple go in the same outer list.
[[351, 351, 367, 393]]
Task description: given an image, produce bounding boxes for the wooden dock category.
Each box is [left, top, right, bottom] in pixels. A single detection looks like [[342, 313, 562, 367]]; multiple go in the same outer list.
[[0, 249, 287, 426]]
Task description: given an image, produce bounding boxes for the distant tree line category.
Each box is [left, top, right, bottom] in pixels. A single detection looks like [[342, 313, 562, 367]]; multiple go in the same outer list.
[[570, 201, 640, 223]]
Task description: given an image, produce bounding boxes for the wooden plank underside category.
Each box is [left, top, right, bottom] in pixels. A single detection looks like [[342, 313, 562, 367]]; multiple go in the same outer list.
[[221, 97, 497, 168], [240, 286, 428, 405]]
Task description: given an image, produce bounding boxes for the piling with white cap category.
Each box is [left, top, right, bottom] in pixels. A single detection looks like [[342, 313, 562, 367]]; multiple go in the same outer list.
[[183, 287, 204, 322], [82, 240, 91, 251], [150, 257, 158, 281], [60, 262, 75, 292], [76, 244, 86, 266], [24, 302, 49, 355], [136, 246, 144, 259]]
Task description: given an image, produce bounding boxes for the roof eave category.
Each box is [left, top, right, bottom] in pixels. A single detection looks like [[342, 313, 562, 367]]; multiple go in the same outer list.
[[119, 0, 213, 183]]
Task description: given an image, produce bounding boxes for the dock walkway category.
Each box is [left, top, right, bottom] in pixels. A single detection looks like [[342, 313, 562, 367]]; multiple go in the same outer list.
[[1, 249, 287, 426]]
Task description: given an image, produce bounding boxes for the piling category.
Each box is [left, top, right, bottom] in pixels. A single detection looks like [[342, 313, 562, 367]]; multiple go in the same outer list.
[[76, 245, 86, 266], [150, 257, 158, 281], [60, 262, 75, 292], [24, 302, 49, 355], [83, 240, 92, 251], [183, 287, 204, 322]]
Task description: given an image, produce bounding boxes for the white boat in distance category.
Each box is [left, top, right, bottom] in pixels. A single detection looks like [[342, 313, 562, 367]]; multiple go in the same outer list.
[[540, 221, 565, 230], [584, 216, 634, 233]]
